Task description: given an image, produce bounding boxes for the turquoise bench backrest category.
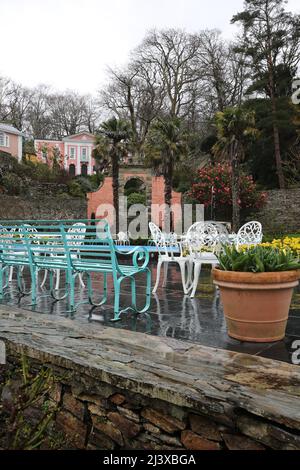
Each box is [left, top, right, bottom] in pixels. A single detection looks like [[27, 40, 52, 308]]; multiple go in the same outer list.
[[0, 219, 121, 276], [59, 220, 120, 277]]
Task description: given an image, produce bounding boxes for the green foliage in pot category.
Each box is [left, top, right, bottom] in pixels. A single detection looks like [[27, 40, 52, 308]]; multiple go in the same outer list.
[[218, 245, 300, 273]]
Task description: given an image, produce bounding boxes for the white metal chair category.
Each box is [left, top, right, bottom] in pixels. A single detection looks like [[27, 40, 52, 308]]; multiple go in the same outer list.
[[8, 224, 38, 282], [149, 222, 190, 294], [235, 221, 263, 249], [186, 222, 220, 298], [206, 221, 230, 244], [115, 231, 130, 245], [41, 222, 87, 290]]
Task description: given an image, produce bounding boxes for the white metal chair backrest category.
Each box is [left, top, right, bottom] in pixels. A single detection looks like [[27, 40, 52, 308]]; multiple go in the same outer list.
[[236, 221, 262, 248], [206, 221, 230, 244], [149, 222, 181, 258], [186, 222, 219, 258], [67, 222, 86, 246], [18, 224, 38, 244], [167, 232, 178, 245], [0, 225, 10, 245], [18, 224, 38, 237]]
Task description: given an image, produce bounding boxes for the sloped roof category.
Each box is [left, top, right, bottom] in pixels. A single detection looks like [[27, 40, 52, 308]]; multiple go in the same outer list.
[[62, 131, 95, 142], [0, 123, 24, 136]]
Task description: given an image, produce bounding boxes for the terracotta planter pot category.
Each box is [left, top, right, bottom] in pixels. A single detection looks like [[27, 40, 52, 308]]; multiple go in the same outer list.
[[212, 268, 299, 343]]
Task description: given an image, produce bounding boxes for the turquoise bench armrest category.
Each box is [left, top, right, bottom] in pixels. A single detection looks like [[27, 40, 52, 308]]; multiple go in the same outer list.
[[115, 246, 150, 271]]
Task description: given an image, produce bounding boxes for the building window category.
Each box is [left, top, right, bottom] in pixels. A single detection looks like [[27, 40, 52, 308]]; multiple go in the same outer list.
[[0, 132, 9, 147], [70, 147, 76, 159], [81, 147, 87, 161]]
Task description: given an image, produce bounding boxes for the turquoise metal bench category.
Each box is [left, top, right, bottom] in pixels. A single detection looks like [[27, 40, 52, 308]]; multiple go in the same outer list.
[[0, 219, 151, 321]]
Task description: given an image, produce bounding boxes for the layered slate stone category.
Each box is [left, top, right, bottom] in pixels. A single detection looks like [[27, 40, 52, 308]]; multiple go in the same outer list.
[[0, 305, 300, 450]]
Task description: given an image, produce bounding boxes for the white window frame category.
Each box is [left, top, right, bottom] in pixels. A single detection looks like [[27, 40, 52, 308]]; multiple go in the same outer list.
[[0, 132, 9, 147], [81, 147, 87, 160], [42, 148, 47, 160], [69, 147, 76, 159]]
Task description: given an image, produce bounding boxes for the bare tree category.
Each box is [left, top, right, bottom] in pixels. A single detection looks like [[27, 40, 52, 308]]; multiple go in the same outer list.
[[47, 91, 89, 138], [196, 30, 248, 118], [101, 62, 164, 162], [135, 29, 202, 119], [0, 80, 33, 130], [0, 76, 14, 122], [26, 84, 52, 138], [84, 95, 102, 134]]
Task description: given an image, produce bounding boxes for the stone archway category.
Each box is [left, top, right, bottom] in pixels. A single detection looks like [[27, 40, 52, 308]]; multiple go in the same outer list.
[[118, 166, 152, 207], [124, 177, 147, 203]]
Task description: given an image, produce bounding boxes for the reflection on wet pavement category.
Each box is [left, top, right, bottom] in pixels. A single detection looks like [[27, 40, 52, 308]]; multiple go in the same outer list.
[[1, 262, 299, 365]]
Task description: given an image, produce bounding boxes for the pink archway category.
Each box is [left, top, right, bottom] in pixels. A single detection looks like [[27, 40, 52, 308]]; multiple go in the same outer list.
[[87, 167, 182, 232]]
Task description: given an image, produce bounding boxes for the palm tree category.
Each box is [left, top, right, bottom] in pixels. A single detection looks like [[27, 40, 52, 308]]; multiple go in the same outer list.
[[146, 117, 188, 229], [213, 107, 259, 232], [93, 118, 131, 232]]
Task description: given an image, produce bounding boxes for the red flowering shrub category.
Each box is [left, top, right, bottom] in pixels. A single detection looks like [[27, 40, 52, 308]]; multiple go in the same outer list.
[[188, 164, 267, 212]]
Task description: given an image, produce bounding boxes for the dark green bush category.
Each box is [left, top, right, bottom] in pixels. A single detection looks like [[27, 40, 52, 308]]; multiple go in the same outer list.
[[1, 173, 24, 195], [88, 173, 104, 188], [127, 192, 147, 207], [68, 181, 86, 198]]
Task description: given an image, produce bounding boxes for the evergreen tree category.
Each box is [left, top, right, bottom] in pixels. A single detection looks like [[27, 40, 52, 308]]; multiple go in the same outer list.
[[232, 0, 300, 189]]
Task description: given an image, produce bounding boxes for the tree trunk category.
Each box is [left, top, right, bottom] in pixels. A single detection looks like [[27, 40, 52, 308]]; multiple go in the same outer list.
[[231, 142, 240, 233], [164, 159, 173, 232], [267, 48, 285, 189], [111, 150, 119, 234], [272, 102, 285, 189]]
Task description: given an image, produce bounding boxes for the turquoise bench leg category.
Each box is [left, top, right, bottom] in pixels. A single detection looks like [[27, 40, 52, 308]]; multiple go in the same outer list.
[[86, 272, 108, 307], [0, 266, 5, 300], [134, 268, 152, 314], [111, 277, 122, 322], [68, 273, 76, 312], [131, 276, 136, 310], [31, 268, 37, 305], [111, 269, 152, 321]]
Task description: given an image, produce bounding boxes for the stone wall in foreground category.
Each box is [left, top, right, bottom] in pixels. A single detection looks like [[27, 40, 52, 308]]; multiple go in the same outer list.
[[1, 309, 300, 450], [1, 355, 265, 450]]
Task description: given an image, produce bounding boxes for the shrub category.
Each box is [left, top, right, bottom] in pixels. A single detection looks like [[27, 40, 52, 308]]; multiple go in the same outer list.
[[127, 192, 147, 207], [68, 181, 86, 198], [27, 162, 53, 182], [89, 173, 104, 189], [73, 176, 94, 193], [187, 163, 267, 215], [1, 173, 24, 195]]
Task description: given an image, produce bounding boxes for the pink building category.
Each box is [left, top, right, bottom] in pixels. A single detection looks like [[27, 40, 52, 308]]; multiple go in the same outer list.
[[0, 123, 23, 161], [34, 132, 96, 176]]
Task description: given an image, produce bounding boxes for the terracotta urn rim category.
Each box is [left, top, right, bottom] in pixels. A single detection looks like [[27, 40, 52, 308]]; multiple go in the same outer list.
[[212, 267, 299, 285]]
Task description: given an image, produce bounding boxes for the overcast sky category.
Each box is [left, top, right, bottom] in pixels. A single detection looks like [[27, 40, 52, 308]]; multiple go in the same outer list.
[[1, 0, 299, 94]]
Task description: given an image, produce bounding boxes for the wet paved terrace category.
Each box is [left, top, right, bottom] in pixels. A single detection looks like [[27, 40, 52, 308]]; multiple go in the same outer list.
[[1, 261, 300, 365]]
